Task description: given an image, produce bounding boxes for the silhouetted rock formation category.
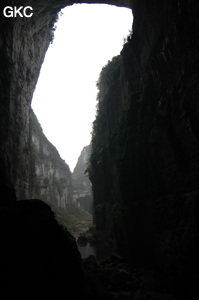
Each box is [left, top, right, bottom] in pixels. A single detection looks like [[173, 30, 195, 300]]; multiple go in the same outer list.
[[72, 145, 92, 213], [89, 2, 199, 298], [0, 199, 86, 300], [30, 109, 73, 209]]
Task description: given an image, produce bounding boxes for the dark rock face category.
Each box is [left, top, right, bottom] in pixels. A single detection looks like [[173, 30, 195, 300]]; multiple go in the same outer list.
[[89, 55, 123, 237], [89, 1, 199, 298], [30, 109, 73, 209], [1, 0, 199, 299], [124, 3, 199, 295], [0, 0, 61, 199], [72, 145, 93, 213], [0, 199, 86, 300]]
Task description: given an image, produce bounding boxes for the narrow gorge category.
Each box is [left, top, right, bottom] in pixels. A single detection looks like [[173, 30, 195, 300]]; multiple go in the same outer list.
[[1, 1, 199, 299], [29, 108, 92, 231], [72, 145, 92, 213]]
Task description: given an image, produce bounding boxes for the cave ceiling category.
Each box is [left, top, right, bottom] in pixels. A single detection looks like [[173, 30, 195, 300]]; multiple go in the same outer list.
[[35, 0, 132, 10], [70, 1, 131, 8]]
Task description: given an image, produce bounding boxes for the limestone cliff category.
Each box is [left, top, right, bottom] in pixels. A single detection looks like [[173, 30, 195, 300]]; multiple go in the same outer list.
[[0, 1, 62, 199], [72, 145, 92, 213], [30, 108, 73, 209], [89, 2, 199, 298]]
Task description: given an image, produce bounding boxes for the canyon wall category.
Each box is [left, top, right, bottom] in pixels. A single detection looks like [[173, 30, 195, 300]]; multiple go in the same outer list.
[[72, 145, 92, 213], [29, 109, 73, 209], [0, 0, 63, 200], [89, 1, 199, 298]]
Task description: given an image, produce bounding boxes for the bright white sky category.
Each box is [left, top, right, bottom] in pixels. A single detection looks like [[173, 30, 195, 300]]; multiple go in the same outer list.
[[31, 4, 133, 172]]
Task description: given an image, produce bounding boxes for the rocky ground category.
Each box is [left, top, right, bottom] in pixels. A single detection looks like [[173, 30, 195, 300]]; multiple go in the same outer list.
[[82, 254, 179, 300], [75, 229, 180, 300]]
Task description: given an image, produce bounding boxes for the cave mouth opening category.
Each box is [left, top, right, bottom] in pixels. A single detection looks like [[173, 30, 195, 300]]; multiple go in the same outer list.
[[31, 3, 133, 172]]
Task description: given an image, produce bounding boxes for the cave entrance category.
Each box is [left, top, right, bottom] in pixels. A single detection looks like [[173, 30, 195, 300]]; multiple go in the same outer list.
[[31, 4, 133, 172], [30, 4, 133, 231]]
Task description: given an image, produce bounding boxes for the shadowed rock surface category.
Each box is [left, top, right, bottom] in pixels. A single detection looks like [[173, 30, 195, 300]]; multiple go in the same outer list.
[[0, 199, 86, 300], [89, 1, 199, 298]]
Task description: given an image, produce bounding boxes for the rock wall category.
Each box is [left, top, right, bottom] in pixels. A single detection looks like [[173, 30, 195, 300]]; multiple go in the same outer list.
[[72, 145, 92, 213], [30, 109, 73, 209], [0, 0, 63, 199], [89, 55, 123, 233], [89, 1, 199, 298]]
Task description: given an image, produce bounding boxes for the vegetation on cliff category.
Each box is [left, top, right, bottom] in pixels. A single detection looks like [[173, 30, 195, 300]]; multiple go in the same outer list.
[[72, 145, 93, 213], [88, 49, 148, 256], [29, 108, 72, 205], [89, 55, 122, 177], [88, 55, 126, 247], [29, 108, 92, 231], [45, 200, 92, 232]]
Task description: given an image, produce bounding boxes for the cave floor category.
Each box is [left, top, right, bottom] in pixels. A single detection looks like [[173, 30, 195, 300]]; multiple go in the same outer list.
[[82, 254, 178, 300]]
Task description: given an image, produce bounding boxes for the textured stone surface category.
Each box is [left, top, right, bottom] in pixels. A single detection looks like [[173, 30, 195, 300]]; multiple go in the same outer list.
[[0, 1, 63, 198], [72, 145, 92, 212], [89, 1, 199, 298], [30, 109, 73, 209]]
